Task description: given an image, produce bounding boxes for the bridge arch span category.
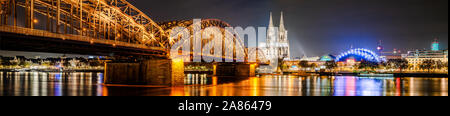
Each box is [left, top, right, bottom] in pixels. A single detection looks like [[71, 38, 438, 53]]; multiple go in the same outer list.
[[335, 48, 381, 63], [160, 19, 258, 62]]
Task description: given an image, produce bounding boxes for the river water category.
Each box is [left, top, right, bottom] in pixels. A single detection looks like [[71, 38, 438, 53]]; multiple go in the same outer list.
[[0, 71, 447, 96]]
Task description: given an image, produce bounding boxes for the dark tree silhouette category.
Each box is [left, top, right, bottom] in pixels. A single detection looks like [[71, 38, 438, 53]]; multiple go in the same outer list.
[[358, 60, 379, 71], [325, 61, 338, 72], [420, 60, 436, 73], [387, 59, 409, 73], [298, 60, 309, 71]]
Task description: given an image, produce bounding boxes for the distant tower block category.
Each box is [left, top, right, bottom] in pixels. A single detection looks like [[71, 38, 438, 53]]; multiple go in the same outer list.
[[431, 38, 440, 51]]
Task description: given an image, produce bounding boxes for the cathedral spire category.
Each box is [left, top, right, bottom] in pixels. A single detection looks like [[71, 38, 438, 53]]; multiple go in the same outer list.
[[269, 12, 274, 27], [280, 11, 285, 31]]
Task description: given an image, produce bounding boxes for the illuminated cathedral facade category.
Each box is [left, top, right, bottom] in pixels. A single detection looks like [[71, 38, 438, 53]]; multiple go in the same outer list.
[[262, 12, 291, 61]]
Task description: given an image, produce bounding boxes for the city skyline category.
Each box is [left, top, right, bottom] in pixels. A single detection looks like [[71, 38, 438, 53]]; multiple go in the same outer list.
[[1, 0, 448, 58], [128, 0, 448, 57], [0, 0, 447, 99], [1, 35, 445, 58]]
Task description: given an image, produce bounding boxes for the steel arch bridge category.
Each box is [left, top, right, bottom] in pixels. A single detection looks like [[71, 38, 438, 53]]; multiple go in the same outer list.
[[159, 19, 268, 62], [335, 48, 381, 63], [0, 0, 170, 57], [0, 0, 266, 62], [159, 19, 239, 51], [1, 0, 166, 45]]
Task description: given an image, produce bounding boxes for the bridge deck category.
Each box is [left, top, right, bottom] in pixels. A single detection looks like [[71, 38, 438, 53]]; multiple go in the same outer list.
[[0, 26, 166, 52], [0, 25, 168, 57]]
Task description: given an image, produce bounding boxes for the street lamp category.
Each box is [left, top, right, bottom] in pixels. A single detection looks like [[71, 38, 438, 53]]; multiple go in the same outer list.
[[82, 28, 87, 36]]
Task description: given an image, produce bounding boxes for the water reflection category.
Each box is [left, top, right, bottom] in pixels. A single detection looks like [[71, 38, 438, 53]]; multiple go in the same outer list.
[[185, 74, 209, 85], [165, 75, 447, 96], [0, 71, 104, 96], [0, 71, 448, 96]]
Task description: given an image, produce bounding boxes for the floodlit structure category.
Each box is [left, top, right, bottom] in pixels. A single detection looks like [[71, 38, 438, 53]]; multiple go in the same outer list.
[[262, 12, 290, 60], [403, 39, 447, 71], [431, 38, 440, 51], [336, 48, 382, 63], [404, 49, 448, 70], [0, 0, 269, 63], [259, 12, 291, 73]]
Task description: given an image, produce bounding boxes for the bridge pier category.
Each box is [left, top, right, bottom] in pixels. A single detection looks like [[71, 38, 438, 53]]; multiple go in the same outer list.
[[104, 59, 184, 86], [214, 63, 257, 77]]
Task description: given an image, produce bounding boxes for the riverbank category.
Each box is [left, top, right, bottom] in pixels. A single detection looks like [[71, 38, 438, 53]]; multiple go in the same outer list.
[[2, 69, 447, 78], [0, 68, 104, 73], [314, 72, 448, 77]]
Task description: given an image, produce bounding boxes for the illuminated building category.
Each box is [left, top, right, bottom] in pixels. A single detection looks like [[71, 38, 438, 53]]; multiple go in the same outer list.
[[346, 58, 357, 66], [299, 56, 320, 62], [261, 12, 291, 60], [281, 55, 336, 72], [404, 49, 448, 70], [320, 55, 335, 61], [278, 12, 290, 60], [380, 48, 403, 60], [432, 38, 440, 51], [335, 48, 382, 63], [403, 40, 447, 70], [258, 12, 291, 73], [332, 48, 382, 71], [282, 59, 327, 72]]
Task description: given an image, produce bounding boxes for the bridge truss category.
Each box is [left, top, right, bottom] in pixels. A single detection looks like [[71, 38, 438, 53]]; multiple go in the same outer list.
[[159, 19, 268, 63], [1, 0, 267, 62], [1, 0, 168, 49]]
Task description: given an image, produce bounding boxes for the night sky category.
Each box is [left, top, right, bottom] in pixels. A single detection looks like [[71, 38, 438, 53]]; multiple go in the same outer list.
[[1, 0, 448, 58], [130, 0, 448, 57]]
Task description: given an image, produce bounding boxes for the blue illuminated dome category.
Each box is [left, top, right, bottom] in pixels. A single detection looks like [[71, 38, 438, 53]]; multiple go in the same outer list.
[[320, 54, 336, 61], [335, 48, 381, 63]]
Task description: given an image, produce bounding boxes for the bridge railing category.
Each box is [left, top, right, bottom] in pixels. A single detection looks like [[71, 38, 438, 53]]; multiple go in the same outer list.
[[0, 25, 166, 52]]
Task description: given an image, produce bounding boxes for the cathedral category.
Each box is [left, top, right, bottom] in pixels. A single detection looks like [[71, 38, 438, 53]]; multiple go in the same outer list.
[[262, 12, 291, 60]]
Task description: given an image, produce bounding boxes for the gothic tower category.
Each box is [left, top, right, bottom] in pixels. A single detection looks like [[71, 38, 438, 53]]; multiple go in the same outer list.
[[262, 12, 291, 73], [278, 12, 290, 59], [266, 12, 278, 60], [265, 12, 290, 60]]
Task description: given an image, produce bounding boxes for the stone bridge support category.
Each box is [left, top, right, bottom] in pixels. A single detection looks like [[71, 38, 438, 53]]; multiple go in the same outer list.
[[214, 63, 256, 77], [104, 59, 184, 86]]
